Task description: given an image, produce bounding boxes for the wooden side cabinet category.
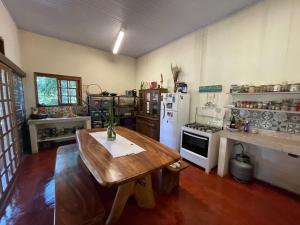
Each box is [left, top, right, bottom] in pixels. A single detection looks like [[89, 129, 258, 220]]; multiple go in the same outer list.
[[136, 88, 167, 140], [136, 116, 160, 140]]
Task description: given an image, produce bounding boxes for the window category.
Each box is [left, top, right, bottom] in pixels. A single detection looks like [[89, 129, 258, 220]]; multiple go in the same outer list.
[[0, 37, 4, 55], [34, 73, 82, 106]]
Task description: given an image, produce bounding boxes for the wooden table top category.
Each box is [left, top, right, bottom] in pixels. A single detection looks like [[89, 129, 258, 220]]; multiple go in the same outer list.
[[219, 130, 300, 156], [76, 127, 181, 187]]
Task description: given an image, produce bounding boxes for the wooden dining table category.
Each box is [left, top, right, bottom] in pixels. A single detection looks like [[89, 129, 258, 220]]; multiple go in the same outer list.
[[76, 127, 181, 225]]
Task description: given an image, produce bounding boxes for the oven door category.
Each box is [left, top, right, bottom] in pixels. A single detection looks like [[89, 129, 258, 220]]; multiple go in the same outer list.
[[181, 131, 209, 158]]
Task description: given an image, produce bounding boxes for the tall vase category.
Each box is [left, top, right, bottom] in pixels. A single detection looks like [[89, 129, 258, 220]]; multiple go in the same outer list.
[[174, 82, 177, 93], [107, 124, 116, 141], [106, 106, 116, 141]]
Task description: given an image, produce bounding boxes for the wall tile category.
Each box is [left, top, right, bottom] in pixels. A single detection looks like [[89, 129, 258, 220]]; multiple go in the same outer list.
[[232, 108, 300, 135]]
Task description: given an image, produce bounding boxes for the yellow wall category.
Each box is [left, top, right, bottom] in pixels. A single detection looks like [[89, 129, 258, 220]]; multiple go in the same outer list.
[[136, 0, 300, 193], [136, 0, 300, 116], [20, 31, 136, 113], [0, 0, 21, 66]]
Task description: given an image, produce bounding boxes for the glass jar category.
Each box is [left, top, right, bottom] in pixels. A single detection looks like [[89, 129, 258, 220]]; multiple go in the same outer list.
[[246, 101, 250, 108], [281, 103, 289, 111], [290, 104, 298, 112], [249, 86, 255, 93], [262, 102, 268, 109], [275, 102, 281, 110], [267, 85, 274, 92], [257, 102, 263, 109], [273, 84, 282, 92]]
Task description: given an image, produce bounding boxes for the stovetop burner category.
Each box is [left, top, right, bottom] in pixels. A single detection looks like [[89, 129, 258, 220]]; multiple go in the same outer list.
[[185, 122, 222, 133]]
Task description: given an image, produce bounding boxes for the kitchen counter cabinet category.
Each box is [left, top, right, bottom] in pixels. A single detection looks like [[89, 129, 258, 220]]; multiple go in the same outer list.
[[28, 116, 91, 154], [217, 130, 300, 177], [136, 115, 160, 141]]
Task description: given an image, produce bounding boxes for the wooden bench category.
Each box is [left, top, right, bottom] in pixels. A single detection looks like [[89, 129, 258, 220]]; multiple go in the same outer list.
[[161, 160, 189, 193], [54, 144, 105, 225]]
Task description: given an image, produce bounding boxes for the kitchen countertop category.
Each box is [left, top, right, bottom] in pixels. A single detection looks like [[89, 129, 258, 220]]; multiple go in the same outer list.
[[28, 116, 91, 154], [28, 116, 91, 125], [219, 130, 300, 156]]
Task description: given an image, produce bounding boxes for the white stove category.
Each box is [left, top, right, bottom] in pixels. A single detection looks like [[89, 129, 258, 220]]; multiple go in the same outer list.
[[180, 122, 221, 173]]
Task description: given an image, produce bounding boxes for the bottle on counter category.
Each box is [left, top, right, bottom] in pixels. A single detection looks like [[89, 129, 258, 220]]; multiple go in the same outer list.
[[244, 121, 250, 133], [230, 116, 236, 129]]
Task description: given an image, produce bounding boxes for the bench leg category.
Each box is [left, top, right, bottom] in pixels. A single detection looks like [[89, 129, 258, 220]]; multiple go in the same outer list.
[[161, 168, 179, 194], [105, 174, 155, 225]]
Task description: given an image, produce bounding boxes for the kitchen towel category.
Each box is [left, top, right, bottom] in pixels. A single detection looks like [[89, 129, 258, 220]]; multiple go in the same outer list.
[[89, 131, 145, 158]]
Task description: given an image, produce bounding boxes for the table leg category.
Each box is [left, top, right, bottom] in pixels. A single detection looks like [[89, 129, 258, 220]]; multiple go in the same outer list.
[[134, 175, 155, 208], [106, 181, 135, 225], [105, 175, 155, 225], [217, 137, 233, 177]]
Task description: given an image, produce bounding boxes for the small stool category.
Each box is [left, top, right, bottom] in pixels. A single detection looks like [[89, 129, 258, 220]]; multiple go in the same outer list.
[[161, 160, 189, 193]]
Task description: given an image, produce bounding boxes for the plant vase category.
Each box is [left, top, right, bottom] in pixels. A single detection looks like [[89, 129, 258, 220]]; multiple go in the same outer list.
[[107, 124, 116, 141], [106, 106, 117, 141], [171, 64, 181, 93]]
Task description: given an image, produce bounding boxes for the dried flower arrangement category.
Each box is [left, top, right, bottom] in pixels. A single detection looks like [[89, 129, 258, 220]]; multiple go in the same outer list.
[[171, 64, 181, 92]]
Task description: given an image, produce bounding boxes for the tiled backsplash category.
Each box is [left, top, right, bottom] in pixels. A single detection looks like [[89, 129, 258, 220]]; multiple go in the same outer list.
[[231, 109, 300, 135], [38, 105, 88, 117]]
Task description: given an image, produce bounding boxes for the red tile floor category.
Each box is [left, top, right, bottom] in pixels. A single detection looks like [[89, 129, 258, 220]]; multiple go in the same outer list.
[[1, 144, 300, 225]]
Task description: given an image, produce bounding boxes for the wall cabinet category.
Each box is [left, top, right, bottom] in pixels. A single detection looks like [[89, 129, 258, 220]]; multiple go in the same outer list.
[[136, 89, 167, 140]]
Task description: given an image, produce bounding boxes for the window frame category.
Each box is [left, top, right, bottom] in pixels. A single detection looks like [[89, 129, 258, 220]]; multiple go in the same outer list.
[[34, 72, 82, 107], [0, 37, 4, 55]]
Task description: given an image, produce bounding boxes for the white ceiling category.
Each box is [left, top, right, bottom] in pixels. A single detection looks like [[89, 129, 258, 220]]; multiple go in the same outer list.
[[4, 0, 259, 57]]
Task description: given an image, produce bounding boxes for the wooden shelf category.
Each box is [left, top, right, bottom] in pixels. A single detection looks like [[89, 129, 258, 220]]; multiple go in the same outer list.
[[37, 134, 76, 143], [118, 115, 135, 118], [115, 105, 135, 108], [116, 95, 137, 98], [227, 92, 300, 95], [226, 107, 300, 114]]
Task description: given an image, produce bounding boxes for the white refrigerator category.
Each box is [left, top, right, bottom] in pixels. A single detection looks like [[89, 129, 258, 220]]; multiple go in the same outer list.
[[160, 93, 190, 151]]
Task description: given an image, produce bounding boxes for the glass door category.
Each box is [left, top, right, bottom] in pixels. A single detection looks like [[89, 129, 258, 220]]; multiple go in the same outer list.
[[151, 91, 159, 117], [0, 63, 20, 203], [146, 91, 151, 115]]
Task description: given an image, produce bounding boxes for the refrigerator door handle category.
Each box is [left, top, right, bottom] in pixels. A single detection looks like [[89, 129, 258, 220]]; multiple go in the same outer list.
[[163, 102, 166, 119]]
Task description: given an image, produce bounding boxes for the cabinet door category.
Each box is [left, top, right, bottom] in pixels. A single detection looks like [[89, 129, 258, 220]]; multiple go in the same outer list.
[[136, 117, 159, 140], [138, 91, 145, 115], [145, 91, 151, 115], [151, 90, 160, 117], [0, 63, 20, 203]]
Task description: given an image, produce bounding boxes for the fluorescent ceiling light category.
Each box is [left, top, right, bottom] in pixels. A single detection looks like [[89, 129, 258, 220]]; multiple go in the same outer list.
[[112, 29, 125, 54]]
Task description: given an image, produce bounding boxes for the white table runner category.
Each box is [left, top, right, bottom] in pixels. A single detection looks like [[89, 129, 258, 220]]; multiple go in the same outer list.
[[89, 131, 145, 158]]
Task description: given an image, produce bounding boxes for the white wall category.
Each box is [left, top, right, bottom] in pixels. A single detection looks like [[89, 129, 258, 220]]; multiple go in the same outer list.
[[0, 0, 21, 66], [20, 31, 136, 113], [136, 0, 300, 194]]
